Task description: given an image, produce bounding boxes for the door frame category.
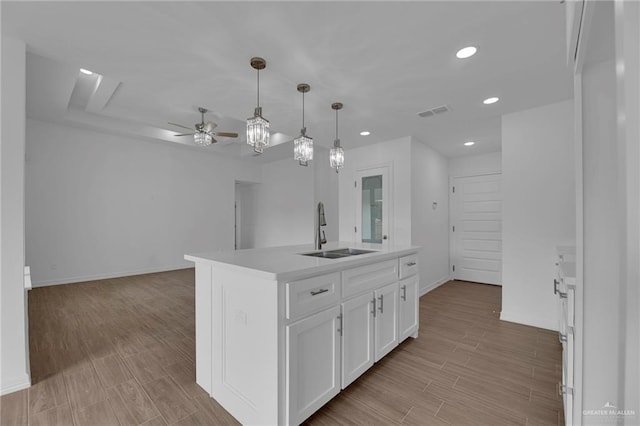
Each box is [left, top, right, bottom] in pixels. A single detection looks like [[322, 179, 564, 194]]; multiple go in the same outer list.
[[449, 171, 502, 282], [354, 164, 392, 248]]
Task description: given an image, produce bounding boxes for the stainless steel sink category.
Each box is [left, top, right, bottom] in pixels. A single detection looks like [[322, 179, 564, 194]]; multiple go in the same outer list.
[[300, 248, 376, 259]]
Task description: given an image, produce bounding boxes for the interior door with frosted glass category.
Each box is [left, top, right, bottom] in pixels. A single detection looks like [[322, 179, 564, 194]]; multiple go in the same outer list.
[[355, 166, 390, 248]]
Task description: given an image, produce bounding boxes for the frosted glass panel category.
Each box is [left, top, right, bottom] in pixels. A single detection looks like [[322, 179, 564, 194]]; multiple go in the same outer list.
[[361, 175, 383, 244]]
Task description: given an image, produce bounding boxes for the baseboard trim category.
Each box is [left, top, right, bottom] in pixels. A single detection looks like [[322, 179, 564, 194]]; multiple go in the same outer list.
[[31, 263, 193, 288], [500, 310, 558, 332], [420, 275, 451, 297], [1, 374, 30, 396]]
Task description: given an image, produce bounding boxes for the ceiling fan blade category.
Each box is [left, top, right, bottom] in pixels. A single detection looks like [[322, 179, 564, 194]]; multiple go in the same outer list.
[[174, 133, 195, 137], [168, 122, 194, 131], [213, 132, 239, 138], [204, 122, 218, 132]]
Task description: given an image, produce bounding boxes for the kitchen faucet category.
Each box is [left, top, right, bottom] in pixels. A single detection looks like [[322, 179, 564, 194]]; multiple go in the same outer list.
[[315, 202, 327, 250]]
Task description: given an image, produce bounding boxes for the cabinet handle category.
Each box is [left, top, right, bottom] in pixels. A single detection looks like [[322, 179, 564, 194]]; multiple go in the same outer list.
[[378, 295, 384, 313], [554, 279, 559, 295], [406, 262, 417, 267], [558, 290, 568, 299], [310, 288, 329, 296], [371, 298, 376, 317], [401, 285, 407, 301], [337, 314, 343, 336], [559, 332, 567, 343]]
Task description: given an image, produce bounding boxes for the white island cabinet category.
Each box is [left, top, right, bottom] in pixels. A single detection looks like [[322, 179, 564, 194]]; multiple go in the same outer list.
[[185, 242, 420, 426]]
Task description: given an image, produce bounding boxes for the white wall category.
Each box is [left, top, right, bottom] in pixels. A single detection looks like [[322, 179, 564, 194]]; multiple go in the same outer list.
[[252, 157, 315, 248], [577, 0, 640, 418], [581, 56, 622, 425], [501, 100, 575, 331], [449, 151, 501, 177], [338, 137, 412, 246], [314, 148, 339, 243], [238, 151, 339, 250], [411, 140, 450, 294], [25, 119, 260, 286], [615, 1, 640, 418], [1, 37, 31, 395]]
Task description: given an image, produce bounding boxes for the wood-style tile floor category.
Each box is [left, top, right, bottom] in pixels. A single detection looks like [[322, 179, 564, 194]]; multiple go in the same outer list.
[[0, 270, 564, 425]]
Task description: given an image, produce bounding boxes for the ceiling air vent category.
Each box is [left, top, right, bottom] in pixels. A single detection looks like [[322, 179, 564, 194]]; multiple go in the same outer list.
[[417, 105, 450, 118]]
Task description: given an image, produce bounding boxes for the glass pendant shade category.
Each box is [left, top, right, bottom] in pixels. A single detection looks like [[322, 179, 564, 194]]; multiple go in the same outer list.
[[246, 107, 270, 153], [293, 83, 313, 166], [330, 140, 344, 171], [294, 130, 313, 166], [194, 131, 213, 146], [247, 57, 269, 154], [330, 102, 345, 173]]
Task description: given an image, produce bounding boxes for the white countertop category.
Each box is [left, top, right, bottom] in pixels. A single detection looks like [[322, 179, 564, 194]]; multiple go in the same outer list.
[[185, 241, 420, 282]]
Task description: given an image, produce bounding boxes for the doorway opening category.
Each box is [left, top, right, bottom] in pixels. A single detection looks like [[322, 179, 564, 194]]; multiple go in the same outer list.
[[234, 181, 259, 250]]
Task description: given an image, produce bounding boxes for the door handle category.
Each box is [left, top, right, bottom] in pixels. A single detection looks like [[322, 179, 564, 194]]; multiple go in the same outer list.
[[554, 279, 559, 295], [401, 285, 407, 301], [378, 294, 384, 313]]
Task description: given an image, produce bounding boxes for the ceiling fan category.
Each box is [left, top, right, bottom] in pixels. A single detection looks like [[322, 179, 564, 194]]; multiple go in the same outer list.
[[169, 107, 239, 146]]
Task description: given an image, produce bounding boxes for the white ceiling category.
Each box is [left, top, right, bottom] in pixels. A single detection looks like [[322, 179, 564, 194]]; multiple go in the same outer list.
[[2, 1, 572, 161]]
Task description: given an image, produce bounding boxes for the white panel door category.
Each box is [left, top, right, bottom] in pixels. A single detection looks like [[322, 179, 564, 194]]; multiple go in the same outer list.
[[451, 174, 502, 285], [341, 293, 374, 388]]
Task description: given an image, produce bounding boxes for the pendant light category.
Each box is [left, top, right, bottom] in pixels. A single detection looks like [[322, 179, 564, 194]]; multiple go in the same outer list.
[[329, 102, 345, 173], [293, 83, 313, 166], [246, 57, 270, 154]]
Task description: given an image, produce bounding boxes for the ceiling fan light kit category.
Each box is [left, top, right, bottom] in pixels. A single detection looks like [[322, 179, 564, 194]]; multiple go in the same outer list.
[[293, 83, 313, 166], [194, 131, 213, 146], [169, 107, 238, 147], [329, 102, 345, 173], [247, 57, 270, 154]]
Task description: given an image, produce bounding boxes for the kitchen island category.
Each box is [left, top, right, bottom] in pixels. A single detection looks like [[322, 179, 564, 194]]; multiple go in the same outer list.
[[185, 242, 420, 425]]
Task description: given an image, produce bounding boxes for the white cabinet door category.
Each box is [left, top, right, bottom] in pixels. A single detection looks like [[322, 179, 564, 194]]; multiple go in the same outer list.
[[286, 306, 341, 425], [341, 292, 374, 388], [398, 275, 419, 342], [374, 282, 398, 362]]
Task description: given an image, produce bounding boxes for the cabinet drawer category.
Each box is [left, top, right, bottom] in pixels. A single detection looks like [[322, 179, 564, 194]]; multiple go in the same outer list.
[[286, 272, 341, 320], [399, 254, 418, 279], [342, 259, 398, 299]]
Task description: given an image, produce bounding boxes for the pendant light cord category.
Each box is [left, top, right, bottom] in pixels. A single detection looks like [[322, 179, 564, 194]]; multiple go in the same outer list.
[[302, 91, 305, 128], [335, 108, 339, 140], [256, 69, 260, 108]]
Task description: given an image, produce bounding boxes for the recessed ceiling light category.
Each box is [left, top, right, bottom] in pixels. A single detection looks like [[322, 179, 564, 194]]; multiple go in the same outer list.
[[80, 68, 93, 75], [483, 97, 499, 105], [456, 46, 477, 59], [464, 141, 475, 146], [360, 131, 371, 136]]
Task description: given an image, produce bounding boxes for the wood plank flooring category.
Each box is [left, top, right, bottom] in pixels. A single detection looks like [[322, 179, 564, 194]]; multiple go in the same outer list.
[[0, 270, 563, 425]]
